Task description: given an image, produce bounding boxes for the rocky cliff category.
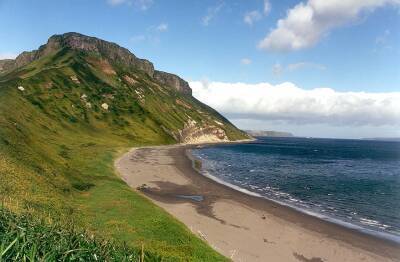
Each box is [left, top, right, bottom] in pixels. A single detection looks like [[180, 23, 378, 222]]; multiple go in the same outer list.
[[0, 59, 14, 72], [0, 32, 249, 144], [0, 32, 190, 95], [153, 70, 192, 95]]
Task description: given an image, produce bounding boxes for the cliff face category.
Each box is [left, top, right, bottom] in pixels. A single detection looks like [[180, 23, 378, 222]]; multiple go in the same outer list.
[[0, 32, 191, 95], [49, 33, 155, 77], [0, 32, 249, 144], [0, 59, 13, 72], [153, 70, 192, 95]]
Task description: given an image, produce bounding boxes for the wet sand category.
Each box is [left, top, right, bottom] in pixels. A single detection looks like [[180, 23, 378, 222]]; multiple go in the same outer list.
[[115, 144, 400, 261]]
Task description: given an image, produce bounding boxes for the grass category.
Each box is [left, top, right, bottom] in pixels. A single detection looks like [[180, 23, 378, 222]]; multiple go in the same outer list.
[[0, 47, 243, 260], [194, 159, 202, 171], [0, 129, 227, 260], [0, 207, 164, 261]]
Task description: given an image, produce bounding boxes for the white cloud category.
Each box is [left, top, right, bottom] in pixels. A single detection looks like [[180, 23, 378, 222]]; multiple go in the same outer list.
[[190, 81, 400, 127], [107, 0, 153, 10], [241, 58, 252, 65], [264, 0, 271, 15], [0, 53, 17, 60], [258, 0, 400, 52], [244, 10, 262, 25], [202, 2, 224, 26], [243, 0, 271, 26], [156, 23, 168, 32]]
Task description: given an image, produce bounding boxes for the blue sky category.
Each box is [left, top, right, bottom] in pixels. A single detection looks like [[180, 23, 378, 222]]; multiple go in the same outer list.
[[1, 0, 399, 138]]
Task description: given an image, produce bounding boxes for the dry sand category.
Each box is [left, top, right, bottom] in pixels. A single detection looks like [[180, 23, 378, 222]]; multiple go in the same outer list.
[[115, 145, 400, 262]]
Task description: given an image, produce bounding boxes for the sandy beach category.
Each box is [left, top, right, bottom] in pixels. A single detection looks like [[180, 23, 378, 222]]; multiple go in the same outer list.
[[115, 144, 400, 262]]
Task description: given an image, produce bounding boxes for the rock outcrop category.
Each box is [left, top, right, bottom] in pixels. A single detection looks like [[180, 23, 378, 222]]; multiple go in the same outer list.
[[176, 120, 228, 144], [0, 32, 191, 95], [153, 70, 192, 95], [0, 59, 14, 73]]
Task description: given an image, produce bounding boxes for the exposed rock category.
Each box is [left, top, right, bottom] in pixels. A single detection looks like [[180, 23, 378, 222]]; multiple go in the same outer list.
[[88, 57, 116, 75], [175, 99, 192, 109], [101, 103, 109, 110], [0, 33, 192, 95], [70, 75, 80, 84], [134, 89, 145, 102], [44, 82, 53, 89], [1, 32, 153, 77], [50, 33, 155, 77], [102, 93, 114, 99], [0, 59, 14, 73], [177, 120, 228, 144], [214, 120, 224, 126], [1, 32, 192, 94], [123, 75, 138, 85], [153, 70, 192, 95]]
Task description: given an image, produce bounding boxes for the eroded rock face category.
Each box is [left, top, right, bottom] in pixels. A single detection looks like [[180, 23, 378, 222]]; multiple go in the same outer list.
[[2, 32, 192, 95], [49, 33, 155, 77], [0, 59, 14, 73], [153, 70, 192, 95], [177, 120, 228, 144]]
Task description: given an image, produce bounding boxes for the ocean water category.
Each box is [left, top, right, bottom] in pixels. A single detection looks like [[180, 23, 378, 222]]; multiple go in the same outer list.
[[191, 137, 400, 242]]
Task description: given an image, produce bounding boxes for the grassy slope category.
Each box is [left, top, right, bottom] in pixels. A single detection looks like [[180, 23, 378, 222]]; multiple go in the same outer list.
[[0, 49, 243, 260], [0, 207, 155, 261]]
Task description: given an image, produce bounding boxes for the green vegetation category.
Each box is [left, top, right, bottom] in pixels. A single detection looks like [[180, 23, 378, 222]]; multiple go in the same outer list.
[[194, 159, 202, 171], [0, 35, 245, 260], [0, 207, 157, 261]]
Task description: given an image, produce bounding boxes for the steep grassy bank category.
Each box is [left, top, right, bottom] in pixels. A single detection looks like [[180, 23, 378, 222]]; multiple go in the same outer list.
[[0, 79, 228, 261], [0, 33, 247, 260]]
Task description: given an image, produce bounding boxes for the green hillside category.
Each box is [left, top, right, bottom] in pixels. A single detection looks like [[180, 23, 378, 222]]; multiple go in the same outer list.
[[0, 33, 248, 260]]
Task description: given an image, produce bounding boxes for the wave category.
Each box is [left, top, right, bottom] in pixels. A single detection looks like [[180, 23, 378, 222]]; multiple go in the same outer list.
[[189, 150, 400, 244]]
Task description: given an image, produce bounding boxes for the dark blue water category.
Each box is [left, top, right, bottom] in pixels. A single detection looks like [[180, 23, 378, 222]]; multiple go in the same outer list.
[[191, 137, 400, 241]]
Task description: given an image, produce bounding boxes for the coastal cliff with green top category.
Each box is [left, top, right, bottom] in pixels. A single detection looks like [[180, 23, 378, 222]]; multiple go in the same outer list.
[[0, 32, 248, 260]]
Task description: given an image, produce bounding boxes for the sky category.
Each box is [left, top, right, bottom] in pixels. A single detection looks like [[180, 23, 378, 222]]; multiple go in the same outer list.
[[0, 0, 399, 138]]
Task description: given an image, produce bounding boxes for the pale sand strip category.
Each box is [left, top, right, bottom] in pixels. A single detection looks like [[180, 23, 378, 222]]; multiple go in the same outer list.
[[115, 145, 400, 262]]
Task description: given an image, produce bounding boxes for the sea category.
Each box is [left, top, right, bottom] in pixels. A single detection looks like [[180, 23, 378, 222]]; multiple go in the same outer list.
[[191, 137, 400, 242]]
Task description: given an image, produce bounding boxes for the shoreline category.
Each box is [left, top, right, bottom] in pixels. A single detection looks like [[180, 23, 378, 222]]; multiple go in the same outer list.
[[115, 143, 400, 261], [187, 145, 400, 245]]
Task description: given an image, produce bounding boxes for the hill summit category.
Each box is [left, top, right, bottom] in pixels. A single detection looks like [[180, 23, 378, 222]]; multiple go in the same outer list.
[[0, 32, 247, 259], [0, 32, 248, 144], [1, 32, 191, 94]]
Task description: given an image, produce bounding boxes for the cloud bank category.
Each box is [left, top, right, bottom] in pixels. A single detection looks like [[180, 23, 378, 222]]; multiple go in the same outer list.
[[258, 0, 400, 52], [190, 81, 400, 126]]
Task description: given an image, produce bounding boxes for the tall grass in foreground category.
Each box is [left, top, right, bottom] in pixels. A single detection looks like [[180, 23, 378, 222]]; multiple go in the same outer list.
[[0, 208, 162, 261]]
